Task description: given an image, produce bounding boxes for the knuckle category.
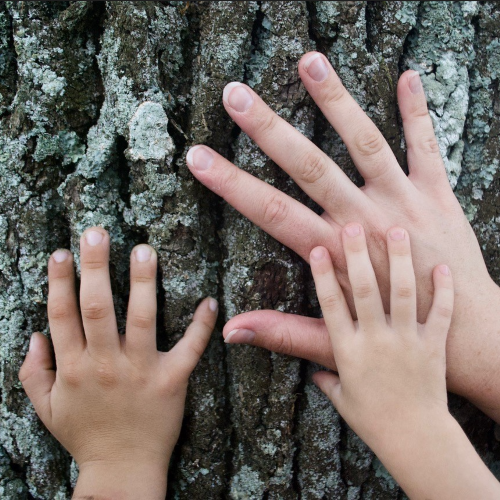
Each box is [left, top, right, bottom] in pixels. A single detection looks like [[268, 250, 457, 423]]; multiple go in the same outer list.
[[435, 305, 453, 319], [81, 301, 110, 321], [348, 241, 366, 254], [298, 151, 328, 185], [355, 130, 385, 158], [129, 313, 155, 332], [49, 267, 73, 281], [408, 104, 431, 120], [188, 336, 207, 360], [262, 194, 289, 226], [390, 245, 411, 257], [94, 363, 119, 388], [198, 317, 215, 333], [352, 281, 374, 300], [60, 361, 82, 387], [420, 136, 441, 156], [219, 165, 240, 198], [320, 292, 343, 312], [131, 275, 154, 285], [254, 112, 278, 136], [394, 282, 415, 299], [408, 135, 441, 157], [49, 302, 71, 321], [322, 79, 346, 107], [272, 327, 293, 356], [81, 259, 107, 270]]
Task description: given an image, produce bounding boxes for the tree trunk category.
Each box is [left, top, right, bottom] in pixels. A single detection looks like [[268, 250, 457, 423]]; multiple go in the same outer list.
[[1, 1, 499, 498]]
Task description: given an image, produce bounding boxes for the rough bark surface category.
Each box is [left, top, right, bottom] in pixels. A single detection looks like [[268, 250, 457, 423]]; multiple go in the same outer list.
[[1, 1, 499, 499]]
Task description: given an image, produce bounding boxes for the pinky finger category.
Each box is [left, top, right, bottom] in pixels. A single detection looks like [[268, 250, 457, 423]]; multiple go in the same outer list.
[[165, 297, 218, 380], [424, 265, 454, 341], [312, 371, 343, 412]]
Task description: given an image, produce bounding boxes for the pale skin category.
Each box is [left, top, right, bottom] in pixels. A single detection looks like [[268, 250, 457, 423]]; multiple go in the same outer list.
[[186, 50, 500, 422], [309, 223, 500, 499], [18, 227, 218, 500]]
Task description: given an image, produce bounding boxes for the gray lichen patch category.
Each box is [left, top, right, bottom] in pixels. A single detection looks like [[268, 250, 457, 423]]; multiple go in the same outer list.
[[126, 101, 174, 162], [230, 465, 267, 499]]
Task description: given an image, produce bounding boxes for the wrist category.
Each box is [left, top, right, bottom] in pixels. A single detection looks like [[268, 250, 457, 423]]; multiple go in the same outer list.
[[366, 406, 453, 459], [446, 278, 500, 419], [370, 411, 500, 499], [73, 459, 169, 500]]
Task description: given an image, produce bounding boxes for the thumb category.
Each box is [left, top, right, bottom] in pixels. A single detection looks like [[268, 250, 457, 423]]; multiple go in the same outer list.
[[18, 332, 55, 426], [312, 370, 343, 410], [166, 297, 218, 380]]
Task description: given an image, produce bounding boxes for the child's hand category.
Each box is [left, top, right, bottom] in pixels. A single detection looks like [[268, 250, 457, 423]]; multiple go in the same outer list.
[[18, 227, 217, 500], [310, 224, 452, 449], [310, 224, 500, 499]]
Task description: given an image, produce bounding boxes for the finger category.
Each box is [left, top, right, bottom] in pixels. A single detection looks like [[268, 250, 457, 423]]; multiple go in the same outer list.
[[125, 245, 158, 362], [220, 81, 365, 217], [424, 265, 454, 341], [18, 332, 55, 426], [298, 51, 409, 192], [312, 371, 343, 411], [223, 310, 336, 370], [309, 246, 354, 343], [397, 70, 449, 189], [342, 223, 385, 328], [186, 145, 339, 262], [79, 227, 119, 355], [387, 228, 417, 331], [47, 249, 85, 358], [165, 298, 218, 380]]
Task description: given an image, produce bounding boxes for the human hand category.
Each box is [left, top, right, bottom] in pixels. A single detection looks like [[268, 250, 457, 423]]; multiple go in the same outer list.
[[18, 227, 218, 500], [186, 51, 500, 418], [310, 223, 452, 451], [309, 224, 500, 500]]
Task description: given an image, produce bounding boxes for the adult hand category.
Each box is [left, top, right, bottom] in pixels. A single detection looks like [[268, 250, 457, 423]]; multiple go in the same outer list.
[[186, 51, 500, 421]]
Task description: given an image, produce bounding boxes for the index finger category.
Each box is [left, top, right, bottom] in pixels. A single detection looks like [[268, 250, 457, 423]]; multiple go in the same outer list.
[[186, 145, 338, 262]]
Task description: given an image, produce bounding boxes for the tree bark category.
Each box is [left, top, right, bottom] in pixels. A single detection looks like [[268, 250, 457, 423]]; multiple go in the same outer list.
[[0, 1, 499, 498]]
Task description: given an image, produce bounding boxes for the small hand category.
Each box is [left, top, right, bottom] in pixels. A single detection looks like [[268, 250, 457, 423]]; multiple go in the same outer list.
[[309, 224, 453, 450], [309, 225, 500, 499], [18, 227, 218, 499]]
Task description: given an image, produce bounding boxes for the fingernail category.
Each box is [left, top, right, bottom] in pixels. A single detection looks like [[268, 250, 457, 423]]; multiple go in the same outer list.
[[223, 82, 254, 112], [224, 329, 255, 344], [53, 249, 68, 263], [135, 245, 152, 262], [208, 298, 218, 312], [344, 224, 361, 237], [85, 230, 103, 246], [389, 228, 405, 241], [304, 53, 329, 82], [310, 247, 325, 261], [439, 264, 450, 276], [409, 71, 423, 94], [29, 333, 38, 352], [186, 145, 214, 171]]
